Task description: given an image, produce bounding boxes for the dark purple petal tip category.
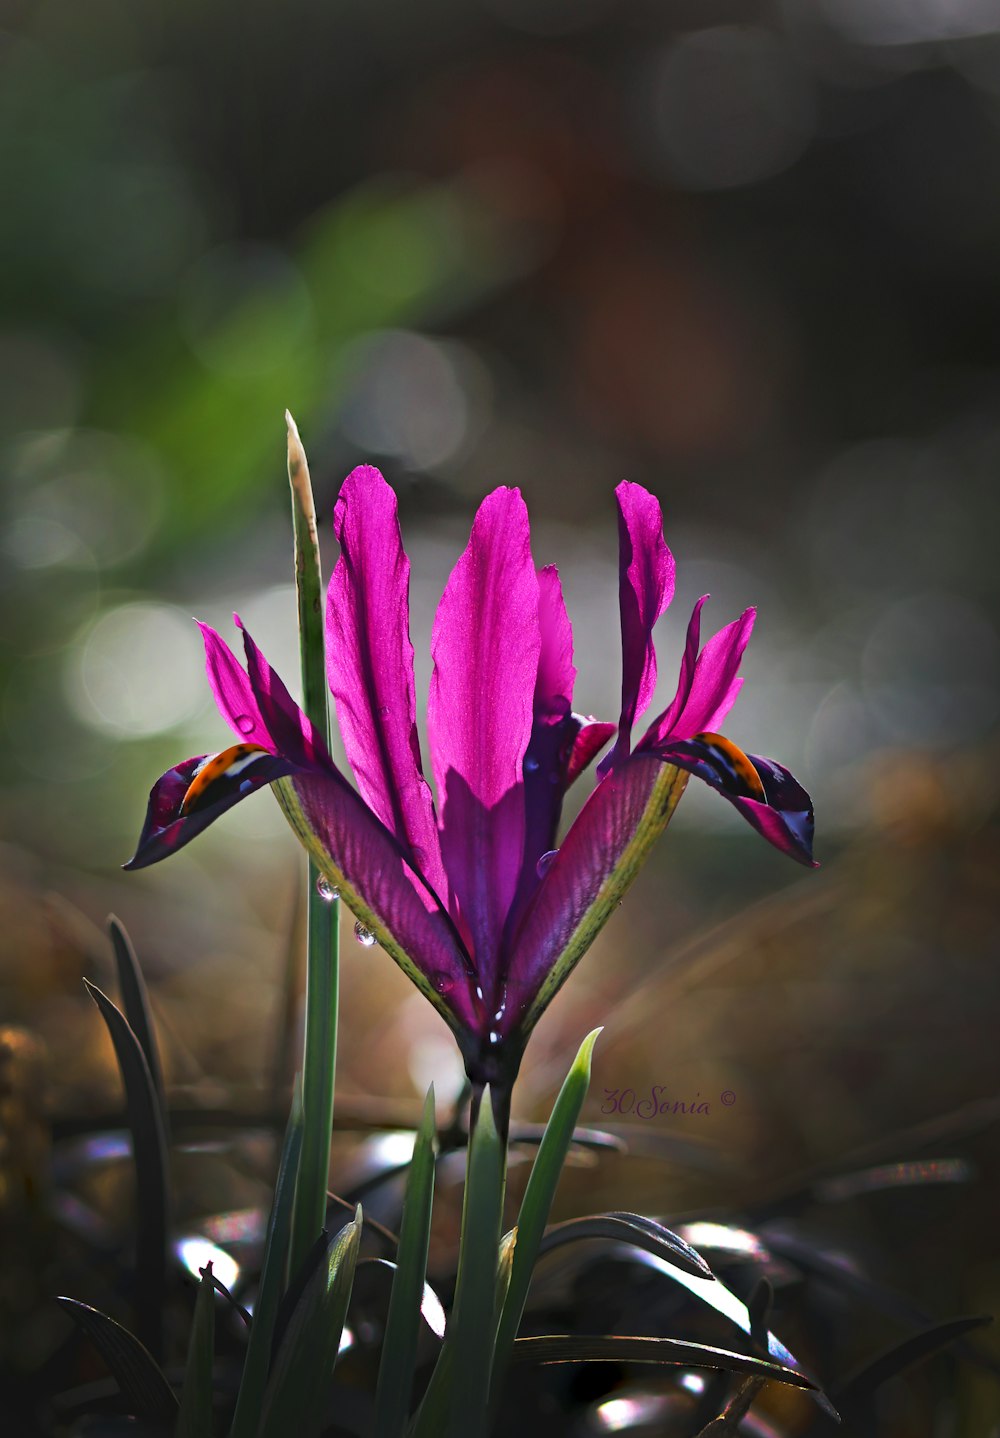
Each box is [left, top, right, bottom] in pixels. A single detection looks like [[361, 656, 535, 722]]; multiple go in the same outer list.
[[124, 749, 293, 871], [657, 732, 817, 868]]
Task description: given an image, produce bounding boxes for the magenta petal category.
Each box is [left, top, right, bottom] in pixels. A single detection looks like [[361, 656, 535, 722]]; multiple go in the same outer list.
[[565, 719, 617, 785], [238, 620, 327, 769], [288, 771, 481, 1031], [645, 605, 755, 745], [600, 482, 675, 775], [197, 622, 270, 747], [503, 753, 681, 1029], [124, 751, 293, 870], [534, 566, 575, 721], [428, 487, 540, 985], [327, 467, 447, 897], [516, 567, 578, 899]]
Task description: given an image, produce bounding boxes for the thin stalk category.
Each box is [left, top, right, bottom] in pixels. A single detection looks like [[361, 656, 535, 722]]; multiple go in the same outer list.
[[284, 412, 339, 1276]]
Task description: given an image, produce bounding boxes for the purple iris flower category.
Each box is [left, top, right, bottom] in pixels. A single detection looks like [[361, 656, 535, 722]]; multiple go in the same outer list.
[[127, 471, 814, 1083]]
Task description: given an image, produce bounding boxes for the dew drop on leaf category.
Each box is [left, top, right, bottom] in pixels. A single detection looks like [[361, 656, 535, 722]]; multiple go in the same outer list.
[[316, 874, 339, 902], [354, 921, 377, 948]]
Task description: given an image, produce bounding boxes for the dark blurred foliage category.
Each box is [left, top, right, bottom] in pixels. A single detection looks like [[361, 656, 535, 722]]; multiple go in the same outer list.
[[2, 0, 1000, 1432]]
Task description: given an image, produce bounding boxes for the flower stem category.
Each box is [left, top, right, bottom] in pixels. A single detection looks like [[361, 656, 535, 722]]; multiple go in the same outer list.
[[284, 413, 338, 1276]]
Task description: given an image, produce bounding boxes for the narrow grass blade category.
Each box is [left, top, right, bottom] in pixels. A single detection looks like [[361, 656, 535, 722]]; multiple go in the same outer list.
[[832, 1314, 992, 1408], [289, 871, 339, 1277], [284, 414, 339, 1280], [85, 980, 170, 1359], [228, 1084, 304, 1438], [373, 1086, 437, 1438], [357, 1259, 446, 1341], [175, 1263, 216, 1438], [411, 1089, 505, 1438], [446, 1088, 504, 1438], [107, 915, 169, 1140], [492, 1028, 601, 1401], [257, 1207, 362, 1438], [538, 1212, 713, 1280], [56, 1298, 178, 1424], [512, 1334, 818, 1387], [284, 411, 329, 746], [694, 1377, 766, 1436]]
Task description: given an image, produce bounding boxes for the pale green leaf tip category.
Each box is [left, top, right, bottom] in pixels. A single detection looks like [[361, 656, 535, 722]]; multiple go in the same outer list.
[[577, 1027, 603, 1068]]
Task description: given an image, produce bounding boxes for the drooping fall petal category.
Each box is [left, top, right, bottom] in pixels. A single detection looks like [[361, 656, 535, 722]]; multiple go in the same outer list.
[[600, 482, 675, 775], [327, 467, 447, 899], [657, 734, 816, 868], [125, 750, 294, 869], [428, 487, 540, 989]]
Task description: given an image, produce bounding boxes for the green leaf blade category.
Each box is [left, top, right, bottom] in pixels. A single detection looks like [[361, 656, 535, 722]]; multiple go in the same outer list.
[[175, 1263, 216, 1438], [85, 980, 171, 1359], [228, 1084, 304, 1438], [257, 1207, 363, 1438], [491, 1028, 601, 1401], [373, 1086, 438, 1438]]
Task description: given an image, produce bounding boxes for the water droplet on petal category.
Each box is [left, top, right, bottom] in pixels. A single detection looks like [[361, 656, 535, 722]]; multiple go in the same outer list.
[[316, 874, 339, 902], [524, 755, 539, 774], [354, 920, 377, 948], [379, 704, 390, 718], [536, 849, 559, 878], [235, 714, 255, 735], [429, 971, 455, 995], [489, 1030, 500, 1045]]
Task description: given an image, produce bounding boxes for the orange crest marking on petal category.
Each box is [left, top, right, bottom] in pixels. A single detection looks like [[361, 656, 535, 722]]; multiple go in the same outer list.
[[180, 743, 271, 814], [693, 732, 767, 802]]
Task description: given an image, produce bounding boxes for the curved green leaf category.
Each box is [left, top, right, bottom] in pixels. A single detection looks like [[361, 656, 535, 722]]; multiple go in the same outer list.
[[492, 1029, 601, 1402], [85, 980, 170, 1359], [56, 1298, 177, 1424]]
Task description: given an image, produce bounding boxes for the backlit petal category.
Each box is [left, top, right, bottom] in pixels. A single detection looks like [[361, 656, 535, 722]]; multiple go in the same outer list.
[[641, 602, 754, 747], [600, 482, 675, 775], [327, 466, 447, 897], [428, 487, 540, 988], [197, 621, 270, 747]]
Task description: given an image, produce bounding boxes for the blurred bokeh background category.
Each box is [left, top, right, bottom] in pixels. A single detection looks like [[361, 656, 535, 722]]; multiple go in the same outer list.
[[2, 0, 1000, 1430]]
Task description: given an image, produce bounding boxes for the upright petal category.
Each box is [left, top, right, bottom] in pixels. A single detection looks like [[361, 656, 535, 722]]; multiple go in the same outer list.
[[239, 618, 327, 769], [599, 482, 675, 776], [197, 621, 270, 747], [327, 467, 447, 897], [640, 602, 754, 746], [428, 488, 540, 987]]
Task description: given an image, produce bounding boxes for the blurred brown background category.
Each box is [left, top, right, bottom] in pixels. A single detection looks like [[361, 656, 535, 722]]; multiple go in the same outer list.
[[2, 0, 1000, 1430]]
